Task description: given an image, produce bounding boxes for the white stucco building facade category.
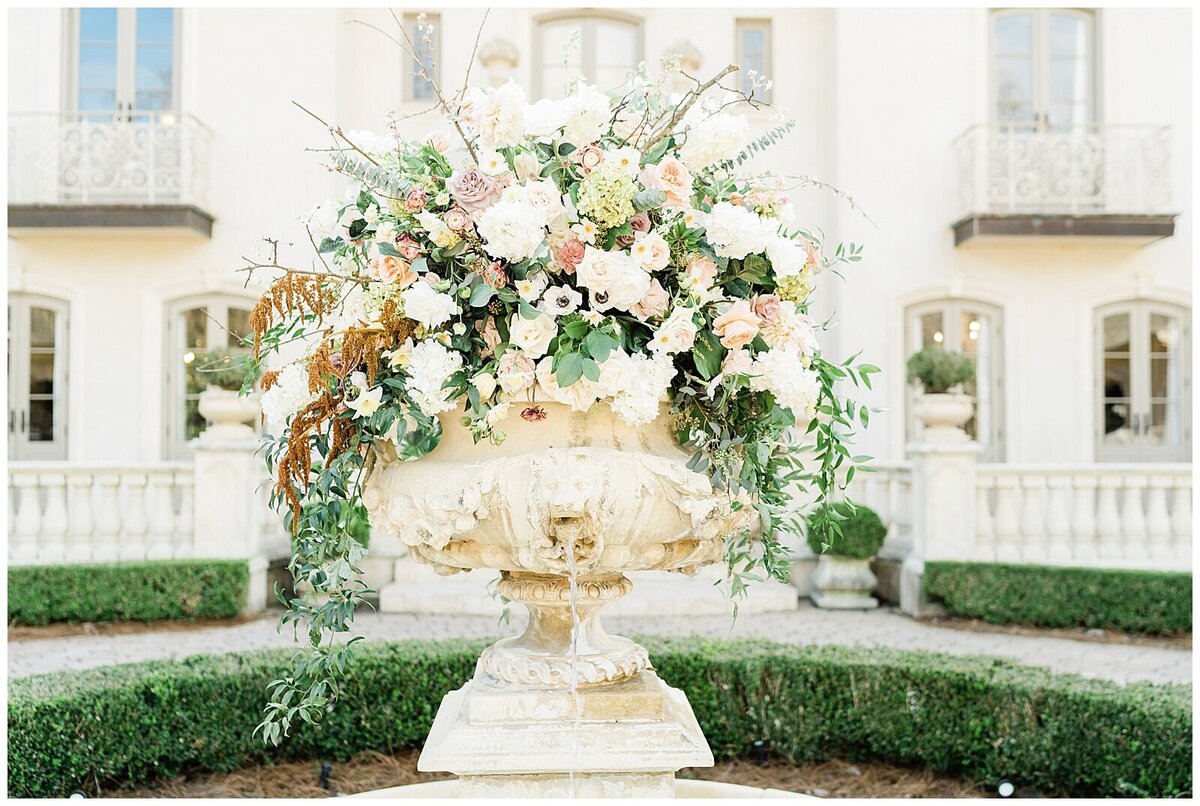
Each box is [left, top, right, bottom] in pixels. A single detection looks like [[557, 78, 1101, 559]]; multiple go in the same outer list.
[[6, 7, 1192, 608]]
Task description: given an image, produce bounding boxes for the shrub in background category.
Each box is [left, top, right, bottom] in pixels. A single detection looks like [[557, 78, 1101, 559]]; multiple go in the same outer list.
[[906, 347, 975, 393], [8, 560, 249, 626], [924, 562, 1191, 634], [805, 501, 887, 558]]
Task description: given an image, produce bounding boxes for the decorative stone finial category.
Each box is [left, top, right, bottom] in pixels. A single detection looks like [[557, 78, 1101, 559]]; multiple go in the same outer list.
[[478, 37, 519, 87]]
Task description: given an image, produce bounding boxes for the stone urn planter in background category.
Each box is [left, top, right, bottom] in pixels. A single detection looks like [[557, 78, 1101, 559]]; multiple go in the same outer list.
[[198, 387, 261, 439], [806, 501, 887, 610], [907, 346, 977, 444], [361, 401, 753, 797]]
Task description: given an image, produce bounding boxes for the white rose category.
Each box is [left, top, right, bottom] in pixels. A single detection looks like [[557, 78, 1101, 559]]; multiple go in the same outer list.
[[508, 312, 558, 359], [575, 246, 651, 312], [704, 202, 770, 260], [470, 372, 498, 400], [402, 281, 458, 329], [766, 235, 807, 279]]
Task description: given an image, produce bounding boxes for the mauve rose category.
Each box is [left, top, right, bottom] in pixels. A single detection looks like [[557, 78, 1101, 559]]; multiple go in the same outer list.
[[555, 238, 586, 273], [448, 168, 499, 214], [616, 211, 651, 248], [480, 261, 509, 289], [751, 293, 782, 323], [395, 234, 423, 262], [405, 188, 428, 212], [443, 206, 472, 232]]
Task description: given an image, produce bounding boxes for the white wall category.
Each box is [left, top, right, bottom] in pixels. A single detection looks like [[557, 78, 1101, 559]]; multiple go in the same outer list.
[[6, 7, 1192, 466]]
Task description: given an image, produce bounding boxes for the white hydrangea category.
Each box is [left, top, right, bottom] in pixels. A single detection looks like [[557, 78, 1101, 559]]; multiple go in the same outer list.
[[524, 97, 571, 141], [765, 234, 808, 278], [463, 80, 526, 150], [344, 129, 398, 156], [477, 199, 548, 262], [678, 111, 751, 170], [561, 83, 611, 146], [760, 301, 819, 358], [703, 202, 771, 259], [261, 363, 317, 427], [749, 348, 821, 421], [608, 351, 676, 426], [401, 281, 458, 329], [405, 339, 464, 416]]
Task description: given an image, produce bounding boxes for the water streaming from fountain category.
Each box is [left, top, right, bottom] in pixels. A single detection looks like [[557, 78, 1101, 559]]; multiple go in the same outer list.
[[564, 526, 583, 799]]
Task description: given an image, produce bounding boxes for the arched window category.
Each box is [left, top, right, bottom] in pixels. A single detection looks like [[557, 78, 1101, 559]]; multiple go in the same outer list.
[[165, 295, 254, 459], [534, 13, 642, 99], [8, 294, 70, 460], [906, 299, 1005, 462], [991, 8, 1096, 128], [1095, 301, 1191, 462]]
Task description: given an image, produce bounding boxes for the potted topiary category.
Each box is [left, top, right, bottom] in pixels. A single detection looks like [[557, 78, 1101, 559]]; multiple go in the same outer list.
[[195, 350, 262, 439], [806, 501, 886, 609], [907, 346, 975, 442]]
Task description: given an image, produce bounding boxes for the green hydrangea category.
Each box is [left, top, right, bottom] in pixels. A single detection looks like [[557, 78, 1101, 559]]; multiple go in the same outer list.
[[576, 162, 636, 229]]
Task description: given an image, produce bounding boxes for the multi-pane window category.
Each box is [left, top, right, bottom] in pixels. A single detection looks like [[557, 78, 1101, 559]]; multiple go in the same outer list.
[[735, 19, 772, 102], [74, 8, 177, 116], [536, 14, 641, 99], [1095, 301, 1191, 462], [403, 12, 439, 103], [167, 297, 253, 459], [991, 9, 1094, 129], [906, 300, 1005, 461], [8, 295, 69, 460]]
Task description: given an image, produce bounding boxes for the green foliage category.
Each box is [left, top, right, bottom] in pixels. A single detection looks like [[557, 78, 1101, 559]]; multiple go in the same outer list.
[[193, 349, 259, 392], [925, 563, 1192, 635], [8, 638, 1190, 798], [8, 561, 249, 626], [906, 347, 975, 394], [806, 501, 887, 558]]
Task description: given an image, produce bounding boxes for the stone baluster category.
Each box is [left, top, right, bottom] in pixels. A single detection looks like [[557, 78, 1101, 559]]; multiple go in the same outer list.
[[1044, 475, 1072, 562], [7, 482, 14, 544], [1119, 475, 1148, 560], [1169, 477, 1191, 564], [39, 472, 69, 561], [1070, 475, 1098, 562], [92, 473, 123, 563], [67, 473, 95, 562], [175, 473, 195, 558], [991, 475, 1021, 562], [11, 473, 42, 564], [1018, 476, 1047, 562], [1144, 476, 1173, 561], [1095, 475, 1123, 560], [120, 473, 149, 561], [973, 475, 995, 561], [146, 471, 178, 560]]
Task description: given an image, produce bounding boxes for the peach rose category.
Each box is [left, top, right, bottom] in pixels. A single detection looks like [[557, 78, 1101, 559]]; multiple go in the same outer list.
[[477, 316, 502, 358], [370, 255, 417, 288], [576, 144, 604, 172], [751, 293, 782, 324], [638, 156, 694, 208], [712, 299, 761, 349], [630, 278, 670, 321], [722, 348, 754, 375], [479, 260, 509, 289], [684, 254, 719, 289], [404, 188, 428, 212]]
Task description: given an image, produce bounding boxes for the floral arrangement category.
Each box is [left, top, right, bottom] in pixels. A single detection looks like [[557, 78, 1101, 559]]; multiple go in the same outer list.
[[245, 41, 876, 743]]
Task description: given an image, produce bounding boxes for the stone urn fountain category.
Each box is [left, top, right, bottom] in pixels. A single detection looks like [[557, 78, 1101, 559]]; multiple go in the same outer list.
[[361, 401, 754, 798]]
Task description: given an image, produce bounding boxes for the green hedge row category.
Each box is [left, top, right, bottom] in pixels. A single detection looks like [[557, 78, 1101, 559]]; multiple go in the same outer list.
[[8, 560, 249, 626], [924, 562, 1192, 634], [8, 637, 1191, 798]]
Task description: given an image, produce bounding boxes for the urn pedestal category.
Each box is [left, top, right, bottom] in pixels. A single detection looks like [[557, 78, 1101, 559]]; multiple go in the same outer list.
[[810, 554, 879, 610], [361, 403, 751, 797]]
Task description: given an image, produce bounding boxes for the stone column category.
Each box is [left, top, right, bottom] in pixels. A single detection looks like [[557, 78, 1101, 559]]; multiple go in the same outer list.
[[192, 432, 267, 614], [900, 437, 982, 616]]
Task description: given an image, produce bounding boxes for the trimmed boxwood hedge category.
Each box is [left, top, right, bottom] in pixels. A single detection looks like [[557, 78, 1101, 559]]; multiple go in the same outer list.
[[8, 637, 1191, 798], [8, 560, 249, 625], [924, 562, 1192, 634]]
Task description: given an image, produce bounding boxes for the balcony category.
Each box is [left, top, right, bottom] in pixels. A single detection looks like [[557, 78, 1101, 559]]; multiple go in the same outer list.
[[8, 111, 215, 238], [952, 123, 1177, 247]]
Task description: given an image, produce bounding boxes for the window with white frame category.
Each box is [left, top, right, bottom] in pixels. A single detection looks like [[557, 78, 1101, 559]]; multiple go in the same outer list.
[[71, 7, 179, 117], [1095, 301, 1191, 462], [906, 299, 1005, 461], [990, 8, 1095, 129], [8, 295, 70, 461], [735, 19, 772, 102], [402, 12, 439, 103], [165, 296, 254, 459], [535, 13, 642, 99]]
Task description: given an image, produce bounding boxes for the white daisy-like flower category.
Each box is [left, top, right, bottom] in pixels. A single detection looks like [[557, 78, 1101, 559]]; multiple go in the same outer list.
[[476, 150, 509, 176], [571, 219, 598, 244], [515, 271, 550, 301], [540, 284, 583, 317]]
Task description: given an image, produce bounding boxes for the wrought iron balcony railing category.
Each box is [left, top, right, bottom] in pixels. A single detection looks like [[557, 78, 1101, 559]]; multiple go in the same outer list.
[[953, 123, 1173, 218], [8, 111, 213, 208]]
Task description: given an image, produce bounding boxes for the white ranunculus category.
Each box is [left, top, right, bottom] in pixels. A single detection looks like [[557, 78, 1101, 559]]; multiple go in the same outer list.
[[405, 339, 464, 417], [402, 281, 458, 329], [477, 199, 548, 262], [704, 202, 771, 260], [575, 246, 651, 312], [760, 301, 819, 358], [508, 312, 558, 359], [678, 111, 751, 170], [463, 80, 526, 150], [766, 235, 807, 278], [261, 363, 317, 427], [415, 210, 460, 249], [649, 306, 699, 354]]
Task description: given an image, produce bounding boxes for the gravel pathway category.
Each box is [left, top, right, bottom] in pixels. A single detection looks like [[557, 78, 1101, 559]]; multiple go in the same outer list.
[[8, 602, 1190, 685]]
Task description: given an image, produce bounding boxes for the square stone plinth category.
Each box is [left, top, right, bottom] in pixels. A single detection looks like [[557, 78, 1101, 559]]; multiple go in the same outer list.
[[418, 666, 713, 797]]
